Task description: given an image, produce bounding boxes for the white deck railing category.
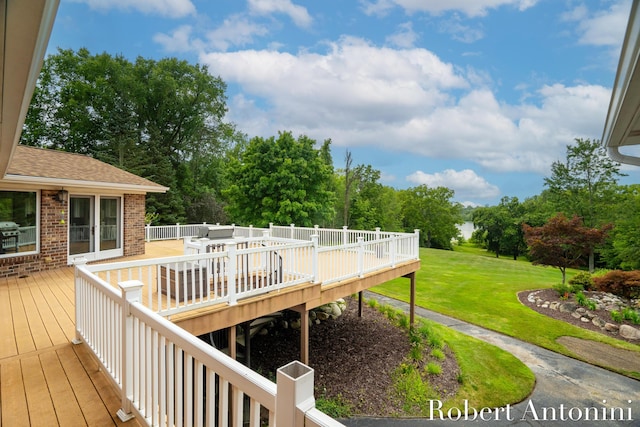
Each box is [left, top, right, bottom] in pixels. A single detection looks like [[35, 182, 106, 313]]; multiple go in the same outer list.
[[76, 225, 419, 426], [74, 267, 342, 426]]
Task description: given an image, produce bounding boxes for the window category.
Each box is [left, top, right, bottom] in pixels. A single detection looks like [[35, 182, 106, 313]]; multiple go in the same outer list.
[[0, 191, 38, 256]]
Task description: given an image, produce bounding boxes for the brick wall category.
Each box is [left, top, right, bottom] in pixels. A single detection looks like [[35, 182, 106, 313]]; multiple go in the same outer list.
[[0, 191, 147, 278], [123, 194, 146, 257], [0, 190, 67, 278]]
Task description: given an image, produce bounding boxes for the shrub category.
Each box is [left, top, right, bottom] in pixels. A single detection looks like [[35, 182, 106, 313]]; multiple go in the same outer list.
[[425, 362, 442, 375], [431, 348, 445, 360], [610, 310, 622, 323], [553, 283, 572, 298], [621, 307, 640, 325], [575, 291, 586, 305], [569, 271, 594, 292], [593, 270, 640, 299]]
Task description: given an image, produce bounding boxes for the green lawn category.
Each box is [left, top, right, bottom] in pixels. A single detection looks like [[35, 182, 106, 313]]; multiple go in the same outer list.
[[373, 245, 640, 376]]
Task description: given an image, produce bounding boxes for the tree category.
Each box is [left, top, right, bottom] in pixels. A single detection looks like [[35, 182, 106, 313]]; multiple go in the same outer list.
[[472, 197, 527, 259], [603, 185, 640, 270], [523, 213, 611, 284], [544, 138, 624, 271], [223, 131, 335, 227], [23, 48, 232, 224], [400, 185, 462, 249]]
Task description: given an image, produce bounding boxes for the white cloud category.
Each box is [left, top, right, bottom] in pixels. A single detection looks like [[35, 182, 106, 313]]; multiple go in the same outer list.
[[206, 16, 270, 51], [198, 37, 611, 177], [71, 0, 195, 17], [438, 15, 485, 43], [361, 0, 538, 18], [153, 25, 200, 53], [566, 0, 631, 47], [247, 0, 313, 28], [406, 169, 500, 199], [386, 22, 419, 48]]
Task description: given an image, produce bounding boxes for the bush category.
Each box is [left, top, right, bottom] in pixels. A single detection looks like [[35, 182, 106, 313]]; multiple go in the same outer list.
[[553, 283, 572, 298], [569, 271, 594, 292], [621, 308, 640, 325], [593, 270, 640, 299], [611, 310, 623, 323]]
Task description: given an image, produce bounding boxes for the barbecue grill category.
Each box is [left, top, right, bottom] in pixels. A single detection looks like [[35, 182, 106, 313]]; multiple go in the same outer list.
[[0, 221, 20, 253]]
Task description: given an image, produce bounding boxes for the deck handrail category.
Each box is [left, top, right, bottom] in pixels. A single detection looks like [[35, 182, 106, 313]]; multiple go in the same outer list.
[[74, 265, 343, 426]]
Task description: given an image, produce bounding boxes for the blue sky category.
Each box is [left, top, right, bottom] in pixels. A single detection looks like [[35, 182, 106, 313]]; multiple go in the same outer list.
[[48, 0, 638, 206]]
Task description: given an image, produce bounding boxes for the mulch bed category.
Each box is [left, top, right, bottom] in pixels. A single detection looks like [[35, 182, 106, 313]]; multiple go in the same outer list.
[[248, 297, 459, 416]]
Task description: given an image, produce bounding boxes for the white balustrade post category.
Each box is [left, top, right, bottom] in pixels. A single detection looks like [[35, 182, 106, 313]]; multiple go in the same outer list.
[[311, 235, 319, 283], [145, 223, 150, 242], [375, 227, 381, 239], [117, 280, 144, 422], [72, 257, 88, 345], [314, 225, 319, 244], [176, 223, 181, 240], [414, 229, 420, 259], [391, 234, 397, 267], [357, 237, 364, 278], [290, 224, 295, 240], [249, 224, 254, 238], [227, 242, 238, 305], [276, 361, 316, 427], [342, 226, 348, 246]]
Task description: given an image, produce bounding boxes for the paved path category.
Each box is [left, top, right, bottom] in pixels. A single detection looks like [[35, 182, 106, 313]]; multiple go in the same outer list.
[[339, 292, 640, 426]]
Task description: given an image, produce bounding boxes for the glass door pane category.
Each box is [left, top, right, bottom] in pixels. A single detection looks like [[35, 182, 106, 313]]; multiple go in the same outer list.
[[69, 196, 94, 255], [100, 198, 120, 251]]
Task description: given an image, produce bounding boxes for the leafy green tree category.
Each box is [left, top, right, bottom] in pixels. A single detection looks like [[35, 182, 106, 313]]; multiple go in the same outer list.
[[544, 138, 624, 271], [523, 213, 611, 284], [22, 48, 231, 224], [472, 197, 527, 259], [223, 131, 335, 227], [602, 185, 640, 270], [400, 185, 462, 249]]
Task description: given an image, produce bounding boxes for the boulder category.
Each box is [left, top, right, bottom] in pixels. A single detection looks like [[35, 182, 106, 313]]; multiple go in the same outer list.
[[592, 317, 606, 328], [619, 324, 640, 340], [604, 323, 619, 333]]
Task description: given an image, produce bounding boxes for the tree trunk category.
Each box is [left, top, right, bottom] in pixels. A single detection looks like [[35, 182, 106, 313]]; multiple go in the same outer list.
[[589, 249, 595, 273]]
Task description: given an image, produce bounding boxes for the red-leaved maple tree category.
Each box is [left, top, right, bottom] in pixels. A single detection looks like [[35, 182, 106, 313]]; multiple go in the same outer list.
[[523, 213, 611, 284]]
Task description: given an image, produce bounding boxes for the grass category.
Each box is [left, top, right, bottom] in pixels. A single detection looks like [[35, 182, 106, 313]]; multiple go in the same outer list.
[[372, 244, 640, 376], [381, 303, 534, 416]]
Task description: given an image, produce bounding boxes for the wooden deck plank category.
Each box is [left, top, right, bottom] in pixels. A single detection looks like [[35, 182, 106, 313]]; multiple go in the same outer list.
[[57, 344, 123, 427], [8, 280, 37, 355], [20, 355, 58, 425], [18, 279, 53, 350], [39, 349, 87, 426], [0, 359, 30, 427], [0, 280, 18, 358], [25, 275, 69, 347], [72, 343, 143, 427], [37, 279, 76, 342]]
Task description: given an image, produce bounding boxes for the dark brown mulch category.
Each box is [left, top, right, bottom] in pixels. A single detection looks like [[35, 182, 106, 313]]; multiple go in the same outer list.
[[517, 288, 640, 345], [248, 297, 459, 416]]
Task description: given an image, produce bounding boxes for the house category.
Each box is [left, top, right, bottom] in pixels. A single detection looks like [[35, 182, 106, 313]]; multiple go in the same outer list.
[[602, 1, 640, 165], [0, 1, 167, 278], [0, 145, 167, 277]]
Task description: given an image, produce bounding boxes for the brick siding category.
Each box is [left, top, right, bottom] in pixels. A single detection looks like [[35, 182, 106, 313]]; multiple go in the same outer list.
[[0, 191, 147, 278]]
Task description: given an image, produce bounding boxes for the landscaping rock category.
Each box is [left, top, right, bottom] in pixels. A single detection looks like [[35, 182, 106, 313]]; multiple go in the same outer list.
[[559, 302, 578, 313], [592, 317, 606, 328], [604, 323, 619, 333], [619, 324, 640, 340]]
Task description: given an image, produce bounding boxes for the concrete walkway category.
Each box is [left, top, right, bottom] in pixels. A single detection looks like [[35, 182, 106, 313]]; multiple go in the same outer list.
[[339, 292, 639, 426]]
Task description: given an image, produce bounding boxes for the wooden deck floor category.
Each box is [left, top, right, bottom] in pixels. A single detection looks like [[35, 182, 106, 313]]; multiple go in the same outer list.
[[0, 242, 185, 427], [0, 239, 417, 426]]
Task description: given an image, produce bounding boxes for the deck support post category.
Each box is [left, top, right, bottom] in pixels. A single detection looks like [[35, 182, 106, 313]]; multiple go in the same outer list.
[[243, 321, 251, 368], [300, 309, 310, 365], [117, 280, 144, 422], [229, 326, 237, 360], [358, 291, 363, 318], [409, 272, 416, 327]]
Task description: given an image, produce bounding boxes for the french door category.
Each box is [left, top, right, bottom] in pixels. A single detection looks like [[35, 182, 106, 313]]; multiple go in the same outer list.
[[68, 195, 123, 263]]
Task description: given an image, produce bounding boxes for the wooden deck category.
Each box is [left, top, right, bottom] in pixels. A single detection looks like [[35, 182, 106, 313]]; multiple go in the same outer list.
[[0, 242, 186, 427], [0, 239, 418, 426]]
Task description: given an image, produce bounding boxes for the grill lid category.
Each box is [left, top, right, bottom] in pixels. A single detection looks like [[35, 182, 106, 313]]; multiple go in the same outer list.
[[0, 221, 18, 231]]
